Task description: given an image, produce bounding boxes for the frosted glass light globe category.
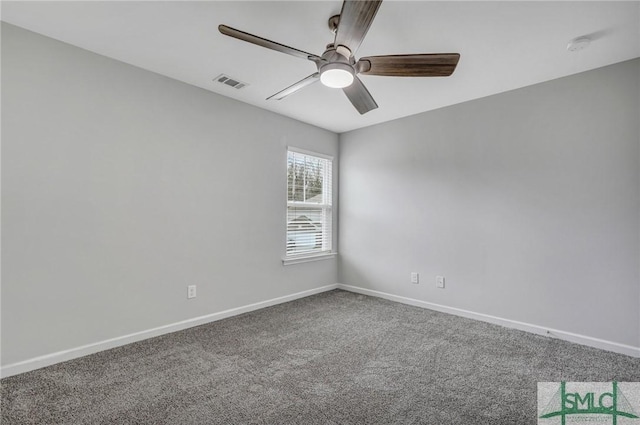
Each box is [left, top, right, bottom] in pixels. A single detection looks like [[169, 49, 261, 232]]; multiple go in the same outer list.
[[320, 64, 354, 88]]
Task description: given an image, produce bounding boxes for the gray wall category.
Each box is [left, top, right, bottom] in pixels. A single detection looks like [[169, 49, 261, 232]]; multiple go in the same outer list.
[[3, 21, 639, 368], [339, 59, 640, 347], [1, 23, 338, 366]]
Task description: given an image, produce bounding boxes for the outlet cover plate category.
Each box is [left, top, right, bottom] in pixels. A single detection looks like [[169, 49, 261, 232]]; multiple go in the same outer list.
[[187, 285, 197, 299]]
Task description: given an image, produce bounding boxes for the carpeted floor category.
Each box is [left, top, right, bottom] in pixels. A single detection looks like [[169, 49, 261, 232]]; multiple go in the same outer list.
[[1, 289, 639, 424]]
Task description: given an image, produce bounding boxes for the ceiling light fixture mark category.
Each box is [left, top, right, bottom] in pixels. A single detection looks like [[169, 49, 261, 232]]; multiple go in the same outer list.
[[567, 37, 591, 52]]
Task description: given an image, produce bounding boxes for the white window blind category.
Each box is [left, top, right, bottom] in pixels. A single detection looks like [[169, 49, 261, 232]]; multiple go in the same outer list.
[[286, 148, 333, 258]]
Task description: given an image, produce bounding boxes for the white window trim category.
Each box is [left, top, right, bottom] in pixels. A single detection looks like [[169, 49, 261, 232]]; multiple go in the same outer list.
[[287, 146, 334, 161], [282, 251, 337, 266], [284, 147, 334, 265]]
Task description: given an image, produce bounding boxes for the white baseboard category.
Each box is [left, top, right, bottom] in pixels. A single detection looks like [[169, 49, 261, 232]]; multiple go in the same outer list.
[[4, 282, 637, 378], [1, 284, 339, 378], [337, 283, 640, 358]]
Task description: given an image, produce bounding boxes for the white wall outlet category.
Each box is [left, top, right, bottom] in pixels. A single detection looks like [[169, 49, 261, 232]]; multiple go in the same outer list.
[[436, 276, 445, 289], [411, 272, 419, 284], [187, 285, 197, 299]]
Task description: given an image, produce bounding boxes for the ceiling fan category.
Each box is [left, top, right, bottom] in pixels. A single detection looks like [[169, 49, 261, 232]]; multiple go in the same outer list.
[[218, 0, 460, 115]]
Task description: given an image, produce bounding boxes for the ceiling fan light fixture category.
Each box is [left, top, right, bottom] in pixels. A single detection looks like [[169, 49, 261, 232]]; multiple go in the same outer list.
[[319, 62, 354, 88], [219, 0, 458, 114]]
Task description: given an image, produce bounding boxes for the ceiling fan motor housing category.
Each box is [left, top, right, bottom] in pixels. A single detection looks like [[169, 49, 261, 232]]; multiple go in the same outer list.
[[319, 47, 354, 67], [318, 47, 356, 88]]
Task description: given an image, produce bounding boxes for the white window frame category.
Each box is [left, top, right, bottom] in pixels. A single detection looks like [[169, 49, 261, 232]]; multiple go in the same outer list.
[[283, 147, 336, 265]]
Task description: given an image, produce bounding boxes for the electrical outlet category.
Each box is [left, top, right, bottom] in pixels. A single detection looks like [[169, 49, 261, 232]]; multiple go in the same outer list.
[[187, 285, 197, 299], [411, 272, 419, 284], [436, 276, 445, 289]]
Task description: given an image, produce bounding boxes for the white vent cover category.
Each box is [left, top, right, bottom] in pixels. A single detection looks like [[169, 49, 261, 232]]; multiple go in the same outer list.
[[214, 74, 248, 90]]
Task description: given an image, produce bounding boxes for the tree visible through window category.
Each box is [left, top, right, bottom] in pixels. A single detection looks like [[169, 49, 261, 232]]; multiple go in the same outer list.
[[286, 149, 332, 257]]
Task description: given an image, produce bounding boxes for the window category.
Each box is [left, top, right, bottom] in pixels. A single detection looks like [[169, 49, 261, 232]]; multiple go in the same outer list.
[[286, 148, 333, 261]]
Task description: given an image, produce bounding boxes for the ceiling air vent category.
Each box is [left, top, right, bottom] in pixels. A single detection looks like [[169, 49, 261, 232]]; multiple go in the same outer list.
[[214, 74, 248, 90]]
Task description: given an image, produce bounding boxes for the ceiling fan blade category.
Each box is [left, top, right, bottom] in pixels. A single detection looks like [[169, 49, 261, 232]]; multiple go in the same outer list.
[[358, 53, 461, 77], [267, 73, 320, 101], [334, 0, 382, 56], [219, 25, 321, 62], [342, 76, 378, 115]]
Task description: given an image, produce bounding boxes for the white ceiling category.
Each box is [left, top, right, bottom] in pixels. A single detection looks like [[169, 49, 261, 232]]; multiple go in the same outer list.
[[2, 1, 639, 133]]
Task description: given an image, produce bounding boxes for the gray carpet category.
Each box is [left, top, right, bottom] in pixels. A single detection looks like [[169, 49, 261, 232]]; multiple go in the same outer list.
[[2, 289, 639, 424]]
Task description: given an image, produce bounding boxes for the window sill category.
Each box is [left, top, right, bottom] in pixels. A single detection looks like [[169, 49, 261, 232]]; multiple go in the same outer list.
[[282, 252, 337, 266]]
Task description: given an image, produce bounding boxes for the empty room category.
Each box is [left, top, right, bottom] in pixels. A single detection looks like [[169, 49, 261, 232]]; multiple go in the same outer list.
[[1, 1, 639, 424]]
